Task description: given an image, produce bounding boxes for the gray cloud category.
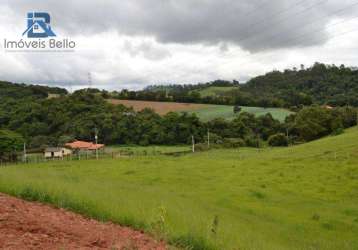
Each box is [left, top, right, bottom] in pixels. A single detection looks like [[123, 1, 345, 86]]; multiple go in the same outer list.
[[0, 0, 358, 90], [123, 40, 171, 61], [4, 0, 358, 52]]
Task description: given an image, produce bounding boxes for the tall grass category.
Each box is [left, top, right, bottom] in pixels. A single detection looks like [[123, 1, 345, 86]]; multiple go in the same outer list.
[[1, 128, 358, 249]]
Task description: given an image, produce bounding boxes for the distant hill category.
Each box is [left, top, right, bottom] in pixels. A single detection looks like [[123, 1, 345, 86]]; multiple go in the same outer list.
[[240, 63, 358, 107], [0, 81, 68, 100], [120, 63, 358, 108]]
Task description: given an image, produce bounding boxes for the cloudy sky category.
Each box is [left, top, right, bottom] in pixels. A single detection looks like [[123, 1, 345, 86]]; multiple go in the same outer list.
[[0, 0, 358, 90]]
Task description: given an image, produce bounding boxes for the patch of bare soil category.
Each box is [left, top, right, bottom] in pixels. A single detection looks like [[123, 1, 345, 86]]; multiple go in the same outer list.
[[0, 193, 166, 250]]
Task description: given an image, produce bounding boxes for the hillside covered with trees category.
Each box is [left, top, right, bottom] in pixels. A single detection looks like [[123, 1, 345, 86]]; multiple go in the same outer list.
[[0, 80, 357, 162], [111, 63, 358, 108], [0, 81, 67, 100]]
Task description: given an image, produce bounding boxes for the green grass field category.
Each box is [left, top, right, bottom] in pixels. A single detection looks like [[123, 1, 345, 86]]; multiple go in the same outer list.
[[194, 86, 238, 98], [0, 128, 358, 250], [105, 145, 191, 155], [188, 86, 292, 121], [187, 105, 293, 122]]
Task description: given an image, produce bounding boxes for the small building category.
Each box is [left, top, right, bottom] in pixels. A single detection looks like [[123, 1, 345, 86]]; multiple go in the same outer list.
[[45, 147, 72, 159]]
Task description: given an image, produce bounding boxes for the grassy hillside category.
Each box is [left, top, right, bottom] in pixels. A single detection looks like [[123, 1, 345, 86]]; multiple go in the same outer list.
[[187, 105, 292, 122], [194, 86, 238, 98], [110, 99, 292, 122], [0, 128, 357, 249]]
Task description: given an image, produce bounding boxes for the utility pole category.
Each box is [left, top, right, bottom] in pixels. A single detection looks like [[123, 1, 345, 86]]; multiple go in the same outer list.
[[286, 127, 290, 146], [94, 127, 98, 160], [23, 142, 27, 163], [207, 129, 210, 148], [88, 72, 92, 90], [68, 82, 73, 93], [192, 135, 195, 153]]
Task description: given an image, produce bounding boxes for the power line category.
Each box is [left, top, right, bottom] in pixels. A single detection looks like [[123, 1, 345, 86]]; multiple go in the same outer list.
[[243, 0, 270, 16], [246, 1, 358, 49], [212, 2, 358, 83], [236, 0, 328, 45], [218, 2, 358, 72], [243, 0, 273, 17], [249, 0, 310, 28], [213, 0, 314, 43], [260, 15, 358, 51], [219, 20, 358, 82]]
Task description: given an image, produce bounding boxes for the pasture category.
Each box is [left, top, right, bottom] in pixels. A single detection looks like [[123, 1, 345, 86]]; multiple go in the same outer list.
[[0, 128, 357, 249], [109, 99, 292, 122], [193, 86, 238, 98], [188, 105, 292, 122], [105, 145, 191, 156]]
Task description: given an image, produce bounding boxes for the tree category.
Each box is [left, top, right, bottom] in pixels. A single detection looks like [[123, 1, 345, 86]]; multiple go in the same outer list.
[[0, 130, 24, 161], [293, 106, 343, 142], [268, 133, 288, 147]]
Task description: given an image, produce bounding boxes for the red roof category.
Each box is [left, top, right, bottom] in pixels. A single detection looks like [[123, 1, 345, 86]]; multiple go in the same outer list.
[[88, 144, 105, 150], [65, 140, 105, 150]]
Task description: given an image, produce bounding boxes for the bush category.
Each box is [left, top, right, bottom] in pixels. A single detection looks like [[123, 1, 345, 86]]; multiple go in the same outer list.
[[208, 133, 223, 144], [245, 136, 263, 148], [0, 129, 24, 161], [222, 138, 245, 148], [268, 133, 288, 147], [29, 135, 52, 149]]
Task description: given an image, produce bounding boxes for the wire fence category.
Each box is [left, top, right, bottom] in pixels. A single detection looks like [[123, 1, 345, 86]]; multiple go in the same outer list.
[[1, 145, 356, 167], [0, 148, 194, 167]]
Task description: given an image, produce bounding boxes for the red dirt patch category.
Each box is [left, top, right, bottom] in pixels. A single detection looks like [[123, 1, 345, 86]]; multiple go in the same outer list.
[[0, 193, 166, 250], [109, 99, 208, 115]]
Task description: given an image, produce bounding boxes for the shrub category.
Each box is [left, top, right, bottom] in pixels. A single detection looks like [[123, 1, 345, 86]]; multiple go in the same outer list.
[[312, 213, 320, 221], [208, 133, 223, 144], [268, 133, 288, 147], [245, 136, 263, 148], [194, 143, 210, 152], [222, 138, 245, 148]]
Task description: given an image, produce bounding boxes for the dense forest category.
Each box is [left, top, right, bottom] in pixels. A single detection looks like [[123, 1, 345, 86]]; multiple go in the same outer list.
[[112, 63, 358, 108], [1, 64, 358, 161], [1, 80, 357, 161], [0, 81, 68, 100]]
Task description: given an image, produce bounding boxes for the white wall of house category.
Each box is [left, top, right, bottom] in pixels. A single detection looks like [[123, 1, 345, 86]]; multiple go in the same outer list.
[[62, 148, 72, 156], [45, 148, 72, 158]]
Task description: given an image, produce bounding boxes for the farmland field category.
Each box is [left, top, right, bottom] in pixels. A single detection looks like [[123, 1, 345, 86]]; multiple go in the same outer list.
[[193, 86, 238, 98], [187, 105, 293, 122], [109, 99, 292, 122], [1, 128, 357, 250], [109, 99, 208, 115]]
